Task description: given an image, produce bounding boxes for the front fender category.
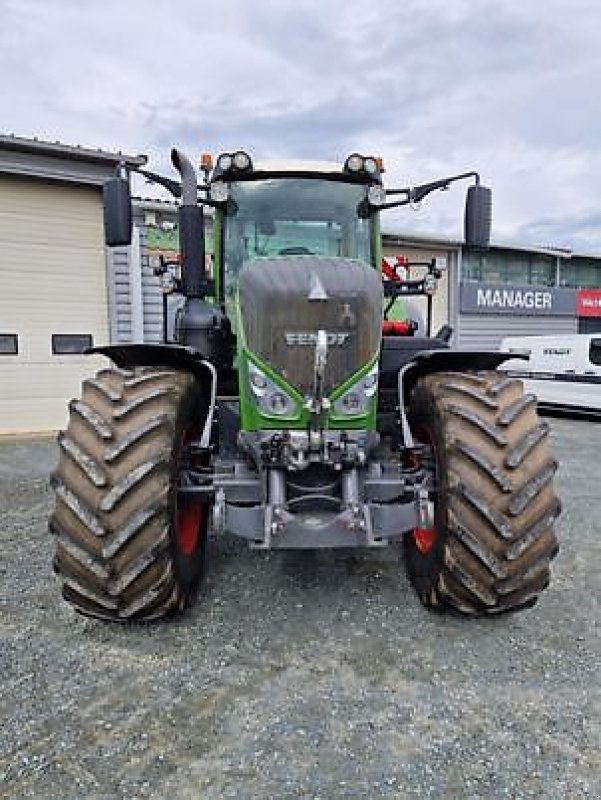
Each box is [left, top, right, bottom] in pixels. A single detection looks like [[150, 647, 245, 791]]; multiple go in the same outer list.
[[88, 343, 210, 377], [397, 348, 528, 446], [88, 343, 217, 447]]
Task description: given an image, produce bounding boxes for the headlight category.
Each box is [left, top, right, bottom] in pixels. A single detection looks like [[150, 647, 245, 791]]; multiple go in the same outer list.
[[344, 153, 381, 177], [345, 153, 364, 173], [363, 157, 378, 175], [367, 185, 386, 206], [217, 151, 252, 173], [247, 361, 297, 417], [232, 150, 252, 170], [266, 391, 292, 415], [338, 391, 363, 414], [209, 180, 229, 203], [216, 153, 232, 172], [333, 364, 379, 416]]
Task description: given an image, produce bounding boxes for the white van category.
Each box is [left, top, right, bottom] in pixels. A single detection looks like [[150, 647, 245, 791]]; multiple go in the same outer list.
[[500, 334, 601, 416]]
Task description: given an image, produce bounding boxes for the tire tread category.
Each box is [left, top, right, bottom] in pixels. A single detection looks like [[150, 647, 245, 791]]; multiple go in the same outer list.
[[406, 370, 559, 616], [49, 365, 202, 621]]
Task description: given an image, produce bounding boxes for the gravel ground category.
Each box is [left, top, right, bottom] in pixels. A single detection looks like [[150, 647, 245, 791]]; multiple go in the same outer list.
[[0, 418, 599, 799]]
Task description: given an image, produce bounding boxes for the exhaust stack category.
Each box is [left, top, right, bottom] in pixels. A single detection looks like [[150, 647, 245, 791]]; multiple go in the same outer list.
[[170, 148, 206, 298]]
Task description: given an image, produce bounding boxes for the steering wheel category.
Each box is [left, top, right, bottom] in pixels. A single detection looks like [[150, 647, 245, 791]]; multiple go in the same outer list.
[[278, 246, 314, 255]]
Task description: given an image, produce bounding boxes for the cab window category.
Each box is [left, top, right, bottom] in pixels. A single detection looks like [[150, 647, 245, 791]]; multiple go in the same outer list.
[[223, 178, 372, 301], [589, 338, 601, 366]]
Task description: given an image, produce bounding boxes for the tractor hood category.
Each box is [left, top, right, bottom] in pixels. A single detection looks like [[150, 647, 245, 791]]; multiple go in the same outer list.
[[238, 257, 383, 395]]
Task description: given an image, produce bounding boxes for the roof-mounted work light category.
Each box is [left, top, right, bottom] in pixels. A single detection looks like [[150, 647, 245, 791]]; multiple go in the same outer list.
[[343, 153, 382, 179], [215, 150, 253, 177]]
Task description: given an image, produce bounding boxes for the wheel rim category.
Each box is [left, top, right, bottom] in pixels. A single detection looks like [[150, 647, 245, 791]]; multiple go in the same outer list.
[[176, 504, 205, 556], [175, 425, 206, 557], [413, 525, 437, 554], [411, 424, 438, 554]]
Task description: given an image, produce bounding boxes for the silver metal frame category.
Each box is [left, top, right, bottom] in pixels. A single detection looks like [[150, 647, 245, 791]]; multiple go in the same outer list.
[[211, 428, 433, 550]]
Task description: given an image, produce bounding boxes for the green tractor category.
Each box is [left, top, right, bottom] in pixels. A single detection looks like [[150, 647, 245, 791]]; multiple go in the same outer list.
[[49, 148, 560, 621]]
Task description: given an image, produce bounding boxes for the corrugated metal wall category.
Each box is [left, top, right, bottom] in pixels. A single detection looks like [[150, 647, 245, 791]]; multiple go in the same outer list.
[[140, 227, 163, 343], [106, 246, 132, 343], [579, 317, 601, 334], [456, 314, 577, 349], [108, 206, 214, 345], [107, 223, 171, 344]]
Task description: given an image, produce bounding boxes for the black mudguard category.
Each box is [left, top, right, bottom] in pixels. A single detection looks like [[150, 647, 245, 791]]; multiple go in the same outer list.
[[395, 348, 528, 447], [88, 343, 216, 395], [88, 343, 219, 448], [398, 348, 527, 399]]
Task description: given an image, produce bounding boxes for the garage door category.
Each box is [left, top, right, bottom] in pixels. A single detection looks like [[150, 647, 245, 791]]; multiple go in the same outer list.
[[0, 176, 109, 434]]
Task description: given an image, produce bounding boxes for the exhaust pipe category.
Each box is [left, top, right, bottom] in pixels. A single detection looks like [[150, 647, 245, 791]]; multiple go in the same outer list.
[[170, 148, 205, 298], [171, 148, 197, 206]]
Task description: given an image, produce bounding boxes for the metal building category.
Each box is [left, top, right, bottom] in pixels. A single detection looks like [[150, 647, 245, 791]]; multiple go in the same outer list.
[[382, 232, 601, 348], [0, 135, 145, 433]]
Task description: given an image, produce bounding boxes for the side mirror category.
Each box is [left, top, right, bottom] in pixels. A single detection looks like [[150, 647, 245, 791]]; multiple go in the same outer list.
[[464, 184, 492, 249], [103, 177, 132, 246]]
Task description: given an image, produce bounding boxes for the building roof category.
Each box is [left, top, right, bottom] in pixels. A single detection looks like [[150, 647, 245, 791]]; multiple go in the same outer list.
[[382, 227, 600, 261], [382, 229, 463, 250], [0, 133, 147, 187], [0, 134, 146, 166]]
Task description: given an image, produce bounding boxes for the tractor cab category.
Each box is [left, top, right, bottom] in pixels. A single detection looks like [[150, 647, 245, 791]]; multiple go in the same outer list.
[[194, 153, 387, 433], [206, 153, 384, 311]]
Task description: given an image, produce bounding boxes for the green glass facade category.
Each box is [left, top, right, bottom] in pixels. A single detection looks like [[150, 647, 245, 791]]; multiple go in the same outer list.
[[462, 247, 601, 289], [558, 257, 601, 289]]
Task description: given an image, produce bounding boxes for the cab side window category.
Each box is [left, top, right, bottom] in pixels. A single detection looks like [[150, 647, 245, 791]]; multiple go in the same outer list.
[[589, 338, 601, 366]]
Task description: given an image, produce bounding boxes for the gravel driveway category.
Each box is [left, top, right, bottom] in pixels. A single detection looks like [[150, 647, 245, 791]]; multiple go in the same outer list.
[[1, 417, 599, 799]]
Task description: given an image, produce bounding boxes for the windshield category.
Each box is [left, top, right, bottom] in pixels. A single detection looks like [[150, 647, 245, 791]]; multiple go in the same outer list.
[[223, 178, 372, 300]]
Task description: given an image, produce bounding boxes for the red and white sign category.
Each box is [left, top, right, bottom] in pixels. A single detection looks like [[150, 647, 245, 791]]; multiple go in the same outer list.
[[577, 289, 601, 317]]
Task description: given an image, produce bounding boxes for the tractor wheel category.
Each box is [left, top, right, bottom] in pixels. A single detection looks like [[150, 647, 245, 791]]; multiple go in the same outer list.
[[49, 366, 210, 621], [404, 371, 560, 616]]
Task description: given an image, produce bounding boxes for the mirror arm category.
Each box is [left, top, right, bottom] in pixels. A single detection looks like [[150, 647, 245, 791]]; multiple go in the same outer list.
[[380, 171, 481, 210], [132, 168, 219, 208], [378, 196, 412, 210], [410, 171, 480, 203], [138, 169, 182, 198]]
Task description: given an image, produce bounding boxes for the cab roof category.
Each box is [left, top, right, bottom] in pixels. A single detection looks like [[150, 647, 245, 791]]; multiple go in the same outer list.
[[251, 158, 344, 175]]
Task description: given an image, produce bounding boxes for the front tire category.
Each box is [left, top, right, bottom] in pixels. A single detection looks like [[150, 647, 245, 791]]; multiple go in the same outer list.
[[404, 371, 560, 615], [49, 366, 210, 621]]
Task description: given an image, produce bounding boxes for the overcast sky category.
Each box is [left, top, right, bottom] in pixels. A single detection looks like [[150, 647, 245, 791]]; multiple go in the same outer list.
[[2, 0, 600, 252]]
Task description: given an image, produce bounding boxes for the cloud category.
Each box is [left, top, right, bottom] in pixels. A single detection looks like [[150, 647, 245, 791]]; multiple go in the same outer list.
[[1, 0, 600, 251], [515, 210, 601, 254]]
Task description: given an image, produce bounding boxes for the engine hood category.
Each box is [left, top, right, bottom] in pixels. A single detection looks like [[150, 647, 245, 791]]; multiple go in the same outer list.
[[238, 257, 383, 395]]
